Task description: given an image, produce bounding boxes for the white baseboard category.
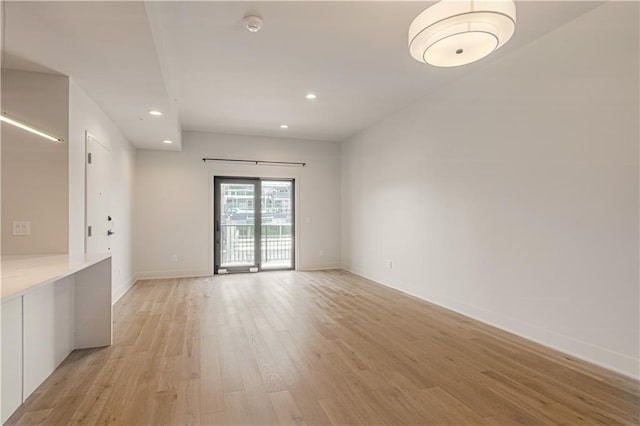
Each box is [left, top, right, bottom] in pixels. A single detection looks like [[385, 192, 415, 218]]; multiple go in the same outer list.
[[134, 269, 211, 281], [298, 263, 341, 271], [113, 274, 137, 303], [341, 267, 639, 380], [135, 266, 340, 280]]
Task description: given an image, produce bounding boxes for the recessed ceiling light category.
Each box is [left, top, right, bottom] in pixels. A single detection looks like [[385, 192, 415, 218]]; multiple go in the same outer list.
[[148, 110, 163, 116], [244, 15, 263, 33], [280, 124, 289, 129], [162, 139, 173, 144], [305, 93, 317, 100]]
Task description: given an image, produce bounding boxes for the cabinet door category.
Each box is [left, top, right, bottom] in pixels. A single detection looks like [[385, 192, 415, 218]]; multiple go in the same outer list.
[[2, 297, 23, 423], [23, 284, 56, 398], [23, 277, 75, 398]]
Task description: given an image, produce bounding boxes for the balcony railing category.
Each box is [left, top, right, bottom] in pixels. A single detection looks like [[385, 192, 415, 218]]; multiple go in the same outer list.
[[220, 224, 292, 268]]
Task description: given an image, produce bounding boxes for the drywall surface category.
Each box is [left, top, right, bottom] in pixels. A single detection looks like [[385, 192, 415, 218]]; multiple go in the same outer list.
[[1, 70, 69, 255], [69, 80, 136, 302], [134, 131, 341, 278], [341, 2, 639, 377]]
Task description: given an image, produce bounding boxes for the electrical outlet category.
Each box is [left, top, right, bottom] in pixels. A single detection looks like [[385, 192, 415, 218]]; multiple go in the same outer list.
[[12, 221, 31, 236]]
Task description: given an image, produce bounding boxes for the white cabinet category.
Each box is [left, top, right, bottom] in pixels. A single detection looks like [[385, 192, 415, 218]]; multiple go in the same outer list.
[[23, 276, 75, 398], [1, 255, 112, 423], [1, 297, 23, 424]]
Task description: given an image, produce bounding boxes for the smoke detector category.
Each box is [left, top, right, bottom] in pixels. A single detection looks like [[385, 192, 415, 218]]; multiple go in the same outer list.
[[244, 15, 263, 33]]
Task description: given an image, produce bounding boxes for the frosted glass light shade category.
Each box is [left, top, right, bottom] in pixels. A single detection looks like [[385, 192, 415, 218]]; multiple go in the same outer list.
[[409, 0, 516, 67]]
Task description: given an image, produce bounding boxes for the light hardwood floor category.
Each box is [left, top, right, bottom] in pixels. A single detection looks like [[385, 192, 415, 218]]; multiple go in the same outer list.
[[7, 270, 639, 425]]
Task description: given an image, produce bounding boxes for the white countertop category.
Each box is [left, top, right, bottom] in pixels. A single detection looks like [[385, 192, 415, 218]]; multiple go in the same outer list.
[[1, 253, 111, 301]]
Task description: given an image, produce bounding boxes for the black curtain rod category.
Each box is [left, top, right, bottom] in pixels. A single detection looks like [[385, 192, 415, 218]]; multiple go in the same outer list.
[[202, 158, 306, 167]]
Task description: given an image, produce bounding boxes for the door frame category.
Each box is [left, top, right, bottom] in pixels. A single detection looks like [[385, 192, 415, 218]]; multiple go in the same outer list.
[[214, 176, 295, 274], [208, 168, 300, 275]]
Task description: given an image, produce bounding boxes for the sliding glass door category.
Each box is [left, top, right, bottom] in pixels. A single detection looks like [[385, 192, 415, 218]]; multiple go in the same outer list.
[[214, 177, 294, 273]]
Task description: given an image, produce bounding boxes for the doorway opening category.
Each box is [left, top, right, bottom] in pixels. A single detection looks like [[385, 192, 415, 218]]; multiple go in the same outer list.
[[214, 176, 295, 274]]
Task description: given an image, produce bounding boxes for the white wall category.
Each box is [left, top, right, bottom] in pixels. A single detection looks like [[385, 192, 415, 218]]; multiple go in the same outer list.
[[1, 70, 69, 255], [69, 80, 136, 302], [135, 131, 341, 278], [341, 2, 639, 378]]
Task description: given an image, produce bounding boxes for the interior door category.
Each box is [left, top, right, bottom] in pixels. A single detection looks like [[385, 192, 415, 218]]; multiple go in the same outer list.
[[85, 133, 112, 254]]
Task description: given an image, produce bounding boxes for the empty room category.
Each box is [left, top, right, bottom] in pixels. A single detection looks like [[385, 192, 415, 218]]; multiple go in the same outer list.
[[1, 0, 638, 424]]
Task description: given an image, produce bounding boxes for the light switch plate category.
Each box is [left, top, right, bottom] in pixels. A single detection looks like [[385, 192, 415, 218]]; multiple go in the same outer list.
[[12, 221, 31, 236]]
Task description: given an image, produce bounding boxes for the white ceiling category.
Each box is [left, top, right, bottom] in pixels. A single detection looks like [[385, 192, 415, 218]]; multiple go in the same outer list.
[[4, 1, 603, 150]]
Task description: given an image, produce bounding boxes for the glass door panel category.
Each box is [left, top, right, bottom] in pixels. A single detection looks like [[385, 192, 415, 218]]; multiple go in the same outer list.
[[261, 180, 294, 269], [217, 180, 259, 272]]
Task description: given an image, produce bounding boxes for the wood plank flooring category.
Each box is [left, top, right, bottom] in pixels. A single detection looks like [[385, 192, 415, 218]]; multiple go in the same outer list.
[[6, 270, 639, 425]]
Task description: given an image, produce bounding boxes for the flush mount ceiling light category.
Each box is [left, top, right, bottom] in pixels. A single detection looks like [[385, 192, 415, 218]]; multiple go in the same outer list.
[[162, 139, 173, 144], [408, 0, 516, 67], [148, 110, 163, 116], [244, 15, 263, 33], [305, 93, 317, 100], [280, 124, 289, 129], [0, 113, 63, 142]]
